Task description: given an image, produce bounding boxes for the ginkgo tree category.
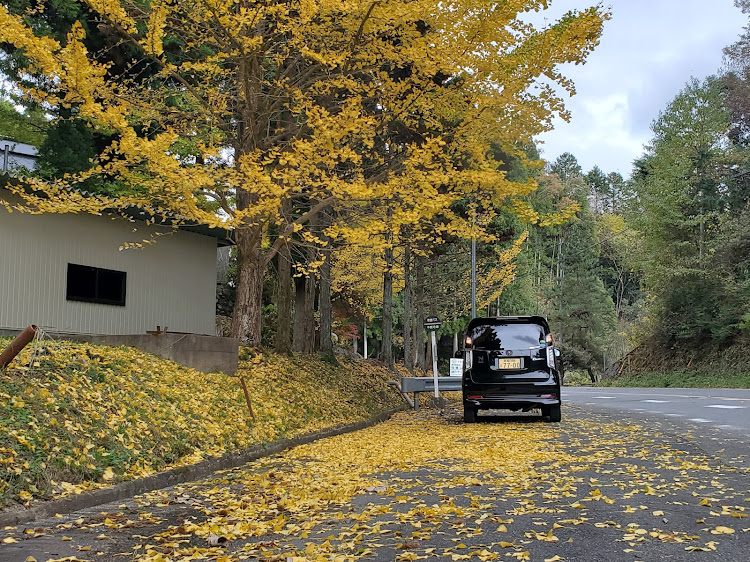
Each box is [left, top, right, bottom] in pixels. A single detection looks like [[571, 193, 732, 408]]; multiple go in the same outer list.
[[0, 0, 609, 345]]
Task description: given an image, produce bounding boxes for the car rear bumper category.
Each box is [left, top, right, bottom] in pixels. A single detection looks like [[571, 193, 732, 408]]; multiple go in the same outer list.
[[464, 394, 560, 408]]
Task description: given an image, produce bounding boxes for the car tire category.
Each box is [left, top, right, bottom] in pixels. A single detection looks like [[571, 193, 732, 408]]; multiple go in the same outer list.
[[464, 406, 477, 423], [545, 404, 562, 423]]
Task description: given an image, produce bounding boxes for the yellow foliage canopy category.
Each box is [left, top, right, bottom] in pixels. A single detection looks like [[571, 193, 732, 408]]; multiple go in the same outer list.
[[1, 0, 608, 228], [0, 0, 609, 341]]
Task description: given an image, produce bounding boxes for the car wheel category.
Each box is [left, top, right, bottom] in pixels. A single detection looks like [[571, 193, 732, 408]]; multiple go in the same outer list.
[[464, 407, 477, 423], [546, 404, 562, 423]]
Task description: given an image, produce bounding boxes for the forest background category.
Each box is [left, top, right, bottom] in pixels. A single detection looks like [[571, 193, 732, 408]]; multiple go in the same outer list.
[[1, 0, 749, 382]]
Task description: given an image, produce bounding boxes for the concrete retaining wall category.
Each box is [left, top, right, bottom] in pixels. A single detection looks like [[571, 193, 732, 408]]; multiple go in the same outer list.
[[0, 329, 239, 375]]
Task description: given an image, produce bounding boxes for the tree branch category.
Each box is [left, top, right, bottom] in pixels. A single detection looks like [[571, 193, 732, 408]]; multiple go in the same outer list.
[[264, 195, 337, 266]]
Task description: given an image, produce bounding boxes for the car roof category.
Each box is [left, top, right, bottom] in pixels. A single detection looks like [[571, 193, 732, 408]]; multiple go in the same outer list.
[[467, 316, 551, 332]]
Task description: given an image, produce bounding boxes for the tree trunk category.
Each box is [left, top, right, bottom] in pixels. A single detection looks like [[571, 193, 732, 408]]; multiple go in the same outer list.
[[303, 269, 316, 354], [292, 275, 306, 352], [382, 245, 394, 371], [403, 243, 412, 373], [319, 246, 333, 357], [230, 226, 265, 346], [275, 243, 293, 353], [318, 210, 334, 357], [302, 209, 321, 354], [414, 255, 425, 370], [275, 199, 293, 353]]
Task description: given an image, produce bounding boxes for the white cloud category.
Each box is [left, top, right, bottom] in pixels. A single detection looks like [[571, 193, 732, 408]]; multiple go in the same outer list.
[[533, 0, 746, 177]]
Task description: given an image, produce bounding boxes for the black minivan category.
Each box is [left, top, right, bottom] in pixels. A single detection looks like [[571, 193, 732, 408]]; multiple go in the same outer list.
[[462, 316, 562, 423]]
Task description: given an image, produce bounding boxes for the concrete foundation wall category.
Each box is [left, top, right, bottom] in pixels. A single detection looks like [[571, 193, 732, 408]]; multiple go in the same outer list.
[[75, 333, 239, 375], [0, 329, 239, 375]]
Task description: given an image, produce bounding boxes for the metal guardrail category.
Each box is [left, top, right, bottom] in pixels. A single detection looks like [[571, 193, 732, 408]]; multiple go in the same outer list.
[[396, 376, 462, 409]]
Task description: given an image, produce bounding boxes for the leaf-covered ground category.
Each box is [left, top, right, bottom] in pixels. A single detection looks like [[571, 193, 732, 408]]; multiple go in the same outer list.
[[2, 403, 748, 562], [0, 338, 403, 507]]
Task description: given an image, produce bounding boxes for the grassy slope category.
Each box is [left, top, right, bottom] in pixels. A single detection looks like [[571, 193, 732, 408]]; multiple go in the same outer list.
[[599, 337, 750, 388], [0, 338, 403, 508], [599, 369, 750, 388]]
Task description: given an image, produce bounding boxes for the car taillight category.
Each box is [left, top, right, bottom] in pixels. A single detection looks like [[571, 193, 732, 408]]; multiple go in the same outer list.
[[546, 345, 555, 369], [468, 395, 482, 399], [465, 336, 473, 347], [541, 393, 555, 399], [465, 349, 472, 370]]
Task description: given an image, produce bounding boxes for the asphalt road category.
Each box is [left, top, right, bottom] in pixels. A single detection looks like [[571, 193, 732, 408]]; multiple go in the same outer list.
[[1, 400, 749, 562], [564, 387, 750, 437]]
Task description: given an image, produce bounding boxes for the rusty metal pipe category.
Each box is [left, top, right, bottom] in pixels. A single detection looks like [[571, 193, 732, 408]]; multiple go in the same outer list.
[[0, 325, 37, 370]]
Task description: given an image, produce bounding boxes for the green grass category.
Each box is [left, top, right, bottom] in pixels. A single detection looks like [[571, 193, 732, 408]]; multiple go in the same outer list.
[[600, 369, 750, 388], [562, 371, 594, 386]]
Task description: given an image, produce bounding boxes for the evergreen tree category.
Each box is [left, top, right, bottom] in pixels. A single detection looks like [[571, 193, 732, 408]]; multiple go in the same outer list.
[[547, 176, 617, 379], [549, 152, 583, 183], [632, 76, 746, 345]]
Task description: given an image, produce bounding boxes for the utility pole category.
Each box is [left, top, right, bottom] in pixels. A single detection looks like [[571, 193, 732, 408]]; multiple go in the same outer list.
[[471, 201, 477, 319], [471, 238, 476, 319], [558, 237, 563, 345]]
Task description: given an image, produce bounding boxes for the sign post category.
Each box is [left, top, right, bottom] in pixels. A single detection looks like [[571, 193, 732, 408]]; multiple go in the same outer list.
[[424, 316, 442, 397]]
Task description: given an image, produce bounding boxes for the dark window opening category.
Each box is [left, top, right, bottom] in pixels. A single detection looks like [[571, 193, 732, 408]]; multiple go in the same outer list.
[[67, 263, 127, 306]]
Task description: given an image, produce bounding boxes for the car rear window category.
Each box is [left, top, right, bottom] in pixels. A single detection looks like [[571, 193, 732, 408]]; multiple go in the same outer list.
[[469, 322, 546, 350]]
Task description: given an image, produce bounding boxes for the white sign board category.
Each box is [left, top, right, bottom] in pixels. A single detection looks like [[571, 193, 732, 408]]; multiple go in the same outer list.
[[450, 357, 463, 377]]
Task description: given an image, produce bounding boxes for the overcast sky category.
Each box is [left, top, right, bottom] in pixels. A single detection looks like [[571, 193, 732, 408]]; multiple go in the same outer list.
[[533, 0, 746, 179]]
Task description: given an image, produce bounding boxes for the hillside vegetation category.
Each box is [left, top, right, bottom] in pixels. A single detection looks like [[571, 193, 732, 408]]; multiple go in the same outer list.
[[0, 338, 403, 509], [601, 338, 750, 388]]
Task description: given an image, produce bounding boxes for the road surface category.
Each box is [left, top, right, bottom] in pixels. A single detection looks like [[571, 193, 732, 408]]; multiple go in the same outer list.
[[564, 386, 750, 437], [1, 400, 748, 562]]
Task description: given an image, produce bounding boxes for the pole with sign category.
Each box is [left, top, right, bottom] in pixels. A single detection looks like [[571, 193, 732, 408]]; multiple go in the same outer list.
[[424, 316, 442, 397]]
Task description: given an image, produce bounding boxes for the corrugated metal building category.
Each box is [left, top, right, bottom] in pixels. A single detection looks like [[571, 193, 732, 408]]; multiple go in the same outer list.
[[0, 188, 232, 336], [1, 140, 37, 173]]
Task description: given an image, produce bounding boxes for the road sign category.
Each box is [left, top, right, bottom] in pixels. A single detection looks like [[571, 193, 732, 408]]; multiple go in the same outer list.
[[450, 358, 463, 376], [424, 316, 442, 331]]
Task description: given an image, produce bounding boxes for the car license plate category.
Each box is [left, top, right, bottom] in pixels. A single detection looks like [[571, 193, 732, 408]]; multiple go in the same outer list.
[[496, 357, 521, 369]]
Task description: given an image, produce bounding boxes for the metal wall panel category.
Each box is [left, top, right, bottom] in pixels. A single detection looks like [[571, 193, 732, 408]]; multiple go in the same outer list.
[[0, 194, 218, 335]]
